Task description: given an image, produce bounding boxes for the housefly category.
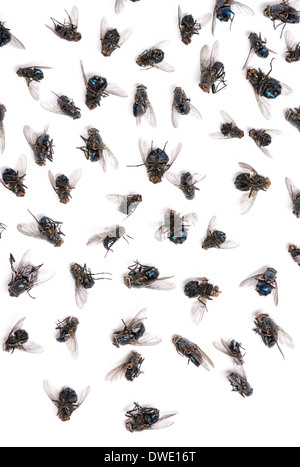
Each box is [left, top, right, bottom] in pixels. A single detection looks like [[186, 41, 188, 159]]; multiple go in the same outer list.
[[210, 111, 244, 139], [133, 85, 157, 128], [240, 267, 278, 305], [115, 0, 141, 15], [0, 22, 25, 49], [80, 60, 127, 111], [46, 6, 82, 42], [77, 128, 118, 171], [263, 1, 300, 37], [243, 33, 276, 70], [172, 87, 202, 128], [184, 278, 221, 325], [199, 40, 227, 94], [8, 250, 53, 299], [87, 225, 133, 257], [249, 128, 282, 158], [17, 210, 65, 247], [23, 125, 54, 166], [0, 222, 7, 238], [41, 93, 81, 120], [234, 162, 271, 215], [56, 317, 79, 359], [285, 106, 300, 131], [288, 243, 300, 265], [70, 262, 111, 309], [124, 261, 175, 290], [213, 339, 245, 365], [155, 209, 198, 245], [0, 104, 6, 154], [246, 60, 292, 119], [129, 138, 182, 184], [253, 313, 294, 359], [105, 351, 144, 382], [172, 335, 214, 370], [106, 194, 143, 220], [227, 370, 253, 398], [3, 318, 43, 354], [285, 30, 300, 62], [1, 154, 27, 197], [286, 177, 300, 217], [100, 17, 132, 57], [16, 66, 52, 101], [166, 172, 206, 200], [178, 6, 211, 45], [125, 403, 176, 432], [48, 169, 82, 204], [136, 41, 175, 72], [112, 309, 162, 348], [202, 216, 239, 250], [212, 1, 254, 35], [43, 380, 90, 422]]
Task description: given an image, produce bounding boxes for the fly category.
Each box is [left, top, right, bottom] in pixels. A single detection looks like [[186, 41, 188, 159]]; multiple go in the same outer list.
[[70, 263, 111, 309], [136, 41, 175, 72], [0, 22, 25, 49], [253, 313, 294, 360], [106, 351, 144, 382], [115, 0, 141, 15], [41, 92, 81, 120], [285, 106, 300, 131], [202, 216, 239, 250], [106, 194, 143, 220], [3, 318, 43, 354], [213, 339, 245, 366], [46, 6, 82, 42], [77, 128, 118, 171], [155, 209, 198, 245], [285, 177, 300, 217], [124, 261, 175, 290], [199, 40, 227, 93], [100, 17, 132, 57], [240, 267, 279, 305], [178, 6, 211, 45], [1, 154, 27, 197], [87, 225, 133, 257], [0, 104, 6, 154], [112, 309, 162, 348], [172, 335, 214, 370], [243, 32, 277, 70], [48, 169, 82, 204], [16, 66, 52, 101], [133, 85, 157, 128], [210, 111, 244, 139], [125, 402, 176, 432], [43, 380, 90, 422], [17, 210, 65, 247], [249, 128, 282, 159], [166, 172, 206, 200], [263, 1, 300, 38], [23, 125, 54, 166], [227, 370, 253, 398], [234, 162, 271, 215], [212, 0, 254, 35], [172, 87, 202, 128], [288, 243, 300, 265], [56, 317, 79, 359], [285, 30, 300, 62], [184, 278, 221, 325]]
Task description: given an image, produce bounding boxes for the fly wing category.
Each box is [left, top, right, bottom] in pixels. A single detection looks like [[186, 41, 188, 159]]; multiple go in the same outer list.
[[238, 162, 257, 175], [115, 0, 127, 14], [102, 145, 119, 171], [76, 386, 91, 408], [9, 33, 26, 50], [182, 213, 198, 226], [272, 282, 279, 306], [15, 154, 27, 178], [240, 274, 261, 288], [219, 239, 239, 249], [191, 299, 207, 325], [210, 40, 220, 68], [66, 334, 79, 359], [150, 413, 177, 430], [285, 177, 299, 203], [277, 327, 295, 349], [100, 17, 109, 41], [169, 143, 182, 168], [33, 269, 56, 288], [285, 30, 297, 51], [171, 102, 180, 129], [258, 145, 272, 159], [17, 223, 44, 240], [8, 317, 27, 337], [154, 61, 175, 73], [106, 194, 126, 206], [154, 225, 168, 242], [105, 363, 128, 381], [213, 339, 232, 357], [23, 341, 44, 354], [220, 110, 236, 126], [69, 6, 79, 27], [0, 123, 5, 155], [198, 13, 212, 29], [86, 231, 109, 246], [80, 60, 88, 87], [17, 250, 32, 275], [231, 2, 255, 16], [212, 6, 218, 36], [75, 282, 88, 309], [254, 93, 272, 120], [23, 125, 38, 150], [106, 83, 128, 98], [144, 103, 157, 128], [165, 172, 182, 189], [145, 278, 176, 291], [119, 28, 132, 46], [207, 216, 218, 235], [200, 45, 211, 72], [189, 103, 202, 120], [28, 80, 40, 101], [48, 170, 57, 192], [139, 138, 151, 164], [135, 333, 162, 346], [43, 380, 60, 407], [69, 169, 82, 188], [127, 308, 147, 330]]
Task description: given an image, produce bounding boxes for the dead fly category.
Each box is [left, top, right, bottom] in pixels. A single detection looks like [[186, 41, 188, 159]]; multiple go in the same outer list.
[[199, 40, 227, 94], [43, 380, 90, 422], [136, 41, 175, 72], [112, 309, 162, 348], [115, 0, 141, 15], [213, 339, 245, 366], [166, 172, 206, 200], [48, 169, 82, 204], [227, 370, 253, 398], [133, 85, 157, 128], [210, 111, 244, 139], [0, 104, 6, 154], [285, 30, 300, 62], [243, 33, 276, 70], [0, 22, 25, 49], [172, 87, 202, 128], [80, 60, 128, 111], [3, 318, 43, 354], [240, 267, 278, 306], [172, 335, 214, 370], [184, 278, 221, 325], [212, 0, 254, 35], [105, 351, 144, 382], [286, 106, 300, 131], [125, 402, 176, 432], [46, 6, 82, 42], [56, 317, 79, 359], [249, 128, 282, 158], [77, 128, 118, 171], [246, 60, 292, 120], [100, 17, 132, 57], [106, 194, 143, 220], [1, 154, 27, 197], [23, 125, 54, 166], [288, 244, 300, 265], [155, 209, 198, 245], [202, 216, 239, 250], [41, 92, 81, 120], [129, 138, 182, 184], [87, 225, 133, 257], [124, 261, 175, 290], [8, 250, 53, 299], [0, 222, 7, 238], [285, 177, 300, 217], [234, 162, 271, 215], [178, 6, 211, 45], [16, 66, 52, 101], [253, 313, 294, 359], [17, 210, 65, 247], [263, 1, 300, 38], [70, 262, 111, 309]]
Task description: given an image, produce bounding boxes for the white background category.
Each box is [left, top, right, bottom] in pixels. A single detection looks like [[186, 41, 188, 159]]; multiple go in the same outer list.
[[0, 0, 300, 448]]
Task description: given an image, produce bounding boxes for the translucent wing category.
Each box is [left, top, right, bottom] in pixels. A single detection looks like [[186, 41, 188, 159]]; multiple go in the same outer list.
[[240, 274, 260, 288], [213, 339, 232, 357], [240, 191, 258, 215], [115, 0, 127, 14], [100, 17, 109, 40], [220, 110, 237, 126], [219, 240, 239, 249], [154, 61, 175, 73], [277, 327, 295, 349], [69, 6, 79, 27], [139, 138, 151, 164], [182, 213, 198, 226], [210, 131, 227, 140], [66, 334, 79, 359], [154, 225, 168, 242], [257, 145, 272, 159], [23, 125, 38, 150], [48, 170, 57, 192], [106, 83, 128, 98], [0, 123, 5, 155], [15, 154, 27, 178], [23, 341, 44, 354], [76, 386, 91, 407], [243, 48, 254, 71], [69, 169, 82, 188], [169, 143, 182, 167], [144, 103, 157, 128], [145, 278, 176, 291], [212, 6, 218, 36], [43, 380, 60, 406], [119, 28, 132, 46], [189, 103, 202, 120], [9, 318, 27, 337], [75, 282, 88, 309], [17, 223, 43, 240], [106, 194, 126, 205], [210, 41, 220, 67], [171, 103, 180, 129], [16, 250, 33, 275], [200, 44, 211, 72], [105, 363, 128, 381], [41, 99, 64, 116], [207, 215, 218, 235], [191, 173, 206, 184], [33, 269, 56, 288], [9, 33, 26, 50], [238, 162, 257, 175], [231, 2, 255, 16], [28, 80, 40, 101], [198, 13, 212, 29], [191, 300, 207, 325], [150, 413, 177, 430], [272, 283, 279, 306], [165, 172, 182, 188], [102, 145, 119, 171], [126, 309, 147, 330], [86, 232, 109, 246], [254, 93, 272, 120], [281, 82, 293, 96], [285, 30, 297, 51], [134, 333, 162, 346], [285, 177, 299, 203], [80, 60, 88, 87]]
